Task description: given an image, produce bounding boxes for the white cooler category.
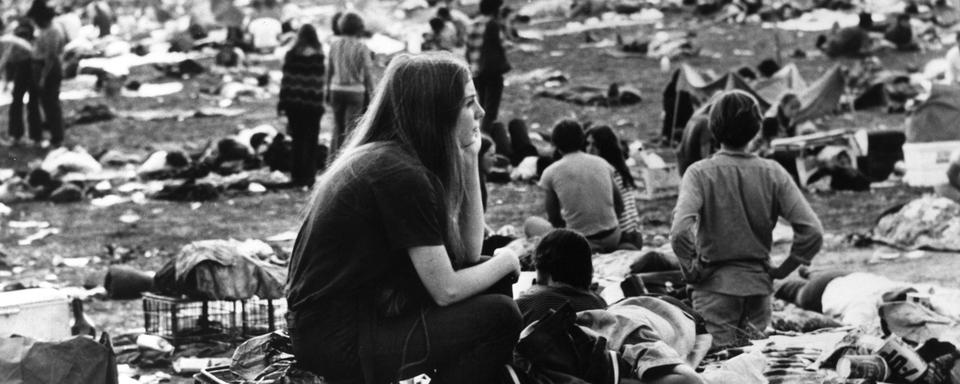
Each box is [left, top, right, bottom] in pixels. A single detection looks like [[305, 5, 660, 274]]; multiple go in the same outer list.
[[902, 141, 960, 187], [0, 288, 71, 341]]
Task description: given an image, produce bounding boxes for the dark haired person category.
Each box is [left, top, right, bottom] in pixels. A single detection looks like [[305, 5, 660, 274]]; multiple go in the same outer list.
[[286, 52, 521, 384], [676, 102, 716, 176], [327, 11, 375, 158], [436, 6, 469, 47], [817, 13, 873, 57], [466, 0, 511, 143], [532, 120, 631, 253], [671, 90, 823, 349], [1, 19, 39, 146], [422, 17, 455, 52], [586, 125, 643, 248], [31, 5, 66, 148], [884, 13, 919, 51], [516, 229, 606, 325], [278, 25, 325, 187]]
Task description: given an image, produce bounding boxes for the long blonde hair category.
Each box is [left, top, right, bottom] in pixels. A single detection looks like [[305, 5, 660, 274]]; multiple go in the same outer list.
[[307, 52, 472, 266]]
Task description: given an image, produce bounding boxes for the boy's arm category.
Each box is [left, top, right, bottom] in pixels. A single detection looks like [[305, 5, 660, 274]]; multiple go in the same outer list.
[[772, 171, 823, 279], [670, 169, 704, 274], [544, 187, 564, 228]]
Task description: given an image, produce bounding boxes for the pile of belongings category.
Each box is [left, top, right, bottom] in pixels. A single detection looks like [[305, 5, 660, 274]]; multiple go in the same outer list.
[[536, 83, 642, 106], [153, 239, 287, 301], [0, 334, 118, 384], [872, 195, 960, 251]]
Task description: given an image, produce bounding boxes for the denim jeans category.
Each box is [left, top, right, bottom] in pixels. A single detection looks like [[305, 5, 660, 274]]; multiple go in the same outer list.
[[330, 90, 365, 158], [286, 107, 322, 186], [7, 60, 41, 141]]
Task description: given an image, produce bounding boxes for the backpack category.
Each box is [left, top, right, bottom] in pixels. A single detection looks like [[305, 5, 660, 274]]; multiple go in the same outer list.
[[513, 302, 623, 384]]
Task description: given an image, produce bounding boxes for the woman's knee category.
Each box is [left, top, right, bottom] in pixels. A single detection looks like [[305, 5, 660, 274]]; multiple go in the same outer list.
[[470, 294, 522, 338]]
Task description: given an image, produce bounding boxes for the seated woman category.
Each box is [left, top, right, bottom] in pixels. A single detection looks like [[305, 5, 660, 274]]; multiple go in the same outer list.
[[285, 52, 523, 384], [516, 229, 607, 325], [586, 125, 644, 249]]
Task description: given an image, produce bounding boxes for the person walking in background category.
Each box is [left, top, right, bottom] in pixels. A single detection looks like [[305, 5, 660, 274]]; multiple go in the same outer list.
[[278, 25, 325, 187], [466, 0, 510, 139], [0, 19, 39, 146], [586, 125, 644, 249], [671, 90, 823, 349], [31, 4, 66, 148], [326, 11, 374, 159]]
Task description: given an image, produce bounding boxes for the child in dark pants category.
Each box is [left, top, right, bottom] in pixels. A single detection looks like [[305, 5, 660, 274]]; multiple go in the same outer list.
[[671, 90, 823, 349]]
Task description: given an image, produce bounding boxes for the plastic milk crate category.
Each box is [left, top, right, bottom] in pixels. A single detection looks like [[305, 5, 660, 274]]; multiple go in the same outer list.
[[143, 293, 287, 345]]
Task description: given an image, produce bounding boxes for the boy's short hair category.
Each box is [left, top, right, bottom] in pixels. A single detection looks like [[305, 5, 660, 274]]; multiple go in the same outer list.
[[338, 12, 365, 36], [436, 6, 451, 19], [429, 17, 446, 34], [709, 90, 762, 148], [534, 229, 593, 289], [479, 0, 504, 16], [551, 119, 585, 154]]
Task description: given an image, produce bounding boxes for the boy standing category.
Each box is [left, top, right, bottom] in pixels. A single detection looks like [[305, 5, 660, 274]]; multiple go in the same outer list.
[[670, 90, 823, 349]]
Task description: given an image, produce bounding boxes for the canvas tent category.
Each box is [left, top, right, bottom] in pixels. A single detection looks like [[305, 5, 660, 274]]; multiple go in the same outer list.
[[662, 63, 845, 141]]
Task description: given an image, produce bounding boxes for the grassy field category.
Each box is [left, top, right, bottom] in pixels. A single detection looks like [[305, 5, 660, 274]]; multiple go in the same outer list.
[[1, 9, 958, 343]]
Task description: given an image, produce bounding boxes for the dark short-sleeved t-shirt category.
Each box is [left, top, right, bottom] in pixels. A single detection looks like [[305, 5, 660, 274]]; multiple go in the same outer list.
[[516, 284, 607, 326], [285, 143, 446, 365]]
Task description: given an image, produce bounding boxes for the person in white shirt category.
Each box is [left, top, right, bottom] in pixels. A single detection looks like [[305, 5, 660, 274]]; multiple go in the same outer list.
[[247, 17, 282, 52], [944, 32, 960, 85]]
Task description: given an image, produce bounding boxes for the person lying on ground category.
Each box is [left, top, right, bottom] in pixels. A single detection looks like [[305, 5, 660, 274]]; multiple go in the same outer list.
[[529, 119, 636, 253], [676, 102, 716, 176], [774, 269, 960, 328], [516, 229, 607, 326], [285, 52, 522, 384], [671, 90, 824, 349], [816, 13, 874, 58], [586, 125, 644, 249]]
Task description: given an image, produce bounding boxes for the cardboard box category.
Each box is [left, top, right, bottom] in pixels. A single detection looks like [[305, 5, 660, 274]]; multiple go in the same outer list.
[[636, 164, 681, 200], [0, 288, 70, 341]]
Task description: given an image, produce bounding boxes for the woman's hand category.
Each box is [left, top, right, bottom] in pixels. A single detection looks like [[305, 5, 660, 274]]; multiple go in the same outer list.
[[493, 246, 521, 276]]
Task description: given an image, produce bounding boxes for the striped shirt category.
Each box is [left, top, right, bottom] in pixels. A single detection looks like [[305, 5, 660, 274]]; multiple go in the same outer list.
[[279, 50, 325, 111], [327, 36, 373, 94], [613, 173, 641, 233], [465, 15, 510, 77]]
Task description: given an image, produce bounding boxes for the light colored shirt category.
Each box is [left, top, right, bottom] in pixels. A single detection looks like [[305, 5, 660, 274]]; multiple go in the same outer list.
[[248, 17, 282, 50], [945, 46, 960, 85], [328, 36, 373, 93], [539, 151, 620, 237], [670, 150, 823, 296]]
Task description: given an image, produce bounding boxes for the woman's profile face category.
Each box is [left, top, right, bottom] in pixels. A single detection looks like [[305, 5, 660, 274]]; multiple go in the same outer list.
[[456, 80, 485, 149], [585, 134, 598, 155]]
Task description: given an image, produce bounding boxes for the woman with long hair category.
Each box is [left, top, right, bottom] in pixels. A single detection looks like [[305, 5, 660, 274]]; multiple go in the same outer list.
[[286, 52, 522, 384], [586, 125, 642, 247], [278, 24, 325, 186], [326, 11, 375, 158]]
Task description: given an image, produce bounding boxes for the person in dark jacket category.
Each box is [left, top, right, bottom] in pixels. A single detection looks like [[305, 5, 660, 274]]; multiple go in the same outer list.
[[1, 19, 39, 146], [278, 25, 325, 187], [466, 0, 511, 140]]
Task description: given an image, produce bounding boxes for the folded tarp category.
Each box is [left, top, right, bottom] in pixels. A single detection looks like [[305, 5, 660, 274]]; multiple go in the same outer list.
[[0, 335, 117, 384], [663, 63, 845, 132]]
